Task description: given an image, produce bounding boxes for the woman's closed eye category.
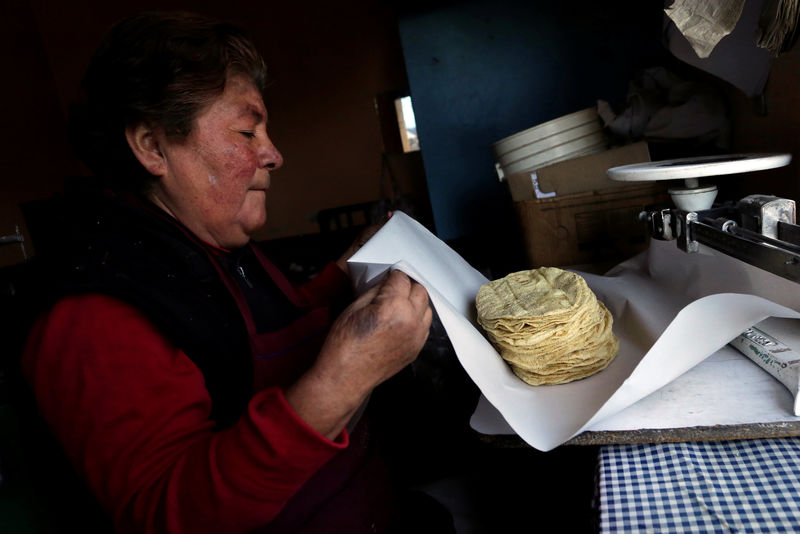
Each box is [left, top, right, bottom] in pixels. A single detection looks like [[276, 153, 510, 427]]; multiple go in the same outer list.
[[239, 131, 255, 139]]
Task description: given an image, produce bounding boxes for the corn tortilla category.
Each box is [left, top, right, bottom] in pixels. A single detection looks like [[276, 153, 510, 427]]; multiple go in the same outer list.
[[476, 267, 618, 385]]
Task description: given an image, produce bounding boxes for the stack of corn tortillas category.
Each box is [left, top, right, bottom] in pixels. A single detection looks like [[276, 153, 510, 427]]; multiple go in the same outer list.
[[476, 267, 618, 385]]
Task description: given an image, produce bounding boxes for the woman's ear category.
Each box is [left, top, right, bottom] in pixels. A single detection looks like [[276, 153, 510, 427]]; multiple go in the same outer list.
[[125, 123, 166, 177]]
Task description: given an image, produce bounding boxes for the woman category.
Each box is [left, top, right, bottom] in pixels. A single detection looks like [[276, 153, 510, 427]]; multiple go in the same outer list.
[[22, 12, 434, 533]]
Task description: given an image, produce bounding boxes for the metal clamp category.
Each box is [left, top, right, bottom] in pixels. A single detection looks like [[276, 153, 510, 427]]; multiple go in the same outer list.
[[678, 212, 699, 253], [0, 225, 27, 260]]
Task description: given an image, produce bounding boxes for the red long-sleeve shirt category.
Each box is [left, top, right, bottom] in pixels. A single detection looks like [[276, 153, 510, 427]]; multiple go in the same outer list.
[[22, 263, 353, 533]]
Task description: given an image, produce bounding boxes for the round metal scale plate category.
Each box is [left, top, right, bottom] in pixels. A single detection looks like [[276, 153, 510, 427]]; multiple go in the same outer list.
[[607, 153, 792, 182]]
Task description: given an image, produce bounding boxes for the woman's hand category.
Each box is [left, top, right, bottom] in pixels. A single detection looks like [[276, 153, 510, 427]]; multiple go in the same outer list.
[[285, 270, 432, 439], [335, 212, 392, 274]]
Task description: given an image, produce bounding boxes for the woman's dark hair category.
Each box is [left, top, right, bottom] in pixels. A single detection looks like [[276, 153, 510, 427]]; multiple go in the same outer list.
[[69, 12, 267, 192]]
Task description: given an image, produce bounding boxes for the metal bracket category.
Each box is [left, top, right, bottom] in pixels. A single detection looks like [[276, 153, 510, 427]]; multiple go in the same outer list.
[[678, 212, 699, 253], [738, 195, 796, 239], [0, 225, 27, 260], [640, 208, 676, 241], [531, 172, 556, 199]]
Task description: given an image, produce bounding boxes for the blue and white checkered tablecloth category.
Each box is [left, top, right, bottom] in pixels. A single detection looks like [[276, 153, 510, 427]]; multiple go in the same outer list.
[[598, 438, 800, 533]]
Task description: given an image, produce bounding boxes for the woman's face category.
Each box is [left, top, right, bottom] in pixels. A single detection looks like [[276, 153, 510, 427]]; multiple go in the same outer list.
[[148, 74, 283, 249]]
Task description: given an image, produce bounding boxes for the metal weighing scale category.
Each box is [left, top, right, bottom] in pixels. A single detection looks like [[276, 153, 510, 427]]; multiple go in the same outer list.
[[607, 153, 800, 283]]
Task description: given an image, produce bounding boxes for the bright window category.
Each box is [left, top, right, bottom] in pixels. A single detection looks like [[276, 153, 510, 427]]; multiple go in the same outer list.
[[394, 96, 420, 152]]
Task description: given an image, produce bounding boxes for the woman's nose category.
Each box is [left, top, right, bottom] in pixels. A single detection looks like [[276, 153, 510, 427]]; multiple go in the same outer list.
[[260, 135, 283, 170]]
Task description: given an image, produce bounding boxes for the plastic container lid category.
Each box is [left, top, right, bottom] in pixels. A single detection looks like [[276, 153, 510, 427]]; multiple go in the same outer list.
[[492, 107, 601, 156], [499, 134, 608, 176], [495, 124, 606, 168]]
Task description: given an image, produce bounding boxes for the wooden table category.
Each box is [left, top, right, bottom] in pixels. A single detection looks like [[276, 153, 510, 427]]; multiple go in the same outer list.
[[478, 421, 800, 448]]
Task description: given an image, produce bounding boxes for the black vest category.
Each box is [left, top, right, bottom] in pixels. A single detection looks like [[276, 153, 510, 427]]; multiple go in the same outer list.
[[32, 181, 254, 428]]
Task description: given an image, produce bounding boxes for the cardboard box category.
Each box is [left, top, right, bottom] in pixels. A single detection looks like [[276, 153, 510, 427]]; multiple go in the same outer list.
[[515, 183, 669, 268], [506, 141, 651, 201]]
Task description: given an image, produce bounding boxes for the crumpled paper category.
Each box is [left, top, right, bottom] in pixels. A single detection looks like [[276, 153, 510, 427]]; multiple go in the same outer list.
[[665, 0, 773, 97], [665, 0, 746, 58]]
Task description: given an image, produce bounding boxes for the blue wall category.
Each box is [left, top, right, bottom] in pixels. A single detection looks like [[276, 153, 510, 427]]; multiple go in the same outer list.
[[398, 1, 666, 240]]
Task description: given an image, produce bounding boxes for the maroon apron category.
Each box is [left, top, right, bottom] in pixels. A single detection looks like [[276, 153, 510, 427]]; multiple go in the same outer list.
[[213, 245, 395, 533]]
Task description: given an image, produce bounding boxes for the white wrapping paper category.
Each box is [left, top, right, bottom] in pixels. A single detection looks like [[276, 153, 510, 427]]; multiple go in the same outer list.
[[348, 212, 800, 451]]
